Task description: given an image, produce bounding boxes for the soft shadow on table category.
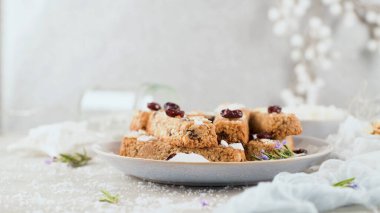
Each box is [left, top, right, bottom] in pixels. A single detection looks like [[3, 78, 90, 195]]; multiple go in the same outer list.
[[128, 175, 259, 189]]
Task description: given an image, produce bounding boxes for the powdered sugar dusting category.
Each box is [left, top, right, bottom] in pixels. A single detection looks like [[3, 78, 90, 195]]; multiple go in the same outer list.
[[260, 139, 276, 144], [125, 130, 146, 138], [191, 117, 205, 126], [220, 140, 229, 147], [137, 135, 156, 142], [168, 153, 209, 162], [229, 143, 244, 151]]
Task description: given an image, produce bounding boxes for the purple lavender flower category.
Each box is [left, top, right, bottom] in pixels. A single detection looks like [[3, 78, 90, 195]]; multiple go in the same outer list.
[[259, 150, 269, 160], [200, 199, 209, 207], [274, 140, 287, 150], [348, 183, 359, 189], [44, 157, 57, 165], [274, 141, 282, 149], [261, 154, 269, 160]]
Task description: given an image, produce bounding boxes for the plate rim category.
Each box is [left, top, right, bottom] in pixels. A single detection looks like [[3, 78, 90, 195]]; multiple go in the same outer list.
[[92, 135, 333, 166]]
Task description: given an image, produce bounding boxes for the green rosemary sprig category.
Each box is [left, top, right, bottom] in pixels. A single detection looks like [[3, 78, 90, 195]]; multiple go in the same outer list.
[[283, 145, 294, 156], [57, 150, 91, 168], [99, 190, 119, 204], [333, 177, 356, 188], [253, 144, 294, 161]]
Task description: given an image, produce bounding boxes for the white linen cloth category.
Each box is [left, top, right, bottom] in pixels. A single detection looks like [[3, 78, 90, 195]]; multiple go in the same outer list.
[[219, 116, 380, 213], [7, 121, 110, 157], [6, 115, 131, 157], [7, 121, 105, 157]]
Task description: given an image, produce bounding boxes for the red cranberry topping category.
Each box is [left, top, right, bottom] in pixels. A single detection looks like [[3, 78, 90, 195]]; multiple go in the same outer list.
[[147, 102, 161, 111], [165, 108, 185, 118], [268, 105, 282, 113], [254, 133, 274, 140], [293, 148, 308, 155], [164, 102, 180, 110], [220, 109, 243, 119]]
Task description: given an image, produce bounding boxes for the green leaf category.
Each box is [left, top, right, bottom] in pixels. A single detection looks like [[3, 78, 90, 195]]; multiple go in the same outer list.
[[333, 177, 356, 187], [99, 190, 119, 204]]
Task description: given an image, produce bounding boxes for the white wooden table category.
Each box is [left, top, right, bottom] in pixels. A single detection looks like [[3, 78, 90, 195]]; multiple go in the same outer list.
[[0, 135, 372, 212]]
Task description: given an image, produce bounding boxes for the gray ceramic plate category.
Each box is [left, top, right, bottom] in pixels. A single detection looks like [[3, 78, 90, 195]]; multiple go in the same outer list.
[[93, 136, 332, 186]]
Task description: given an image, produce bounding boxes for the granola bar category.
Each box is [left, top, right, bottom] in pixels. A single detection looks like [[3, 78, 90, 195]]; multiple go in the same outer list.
[[119, 134, 246, 162], [244, 138, 294, 161], [213, 108, 250, 144], [129, 110, 152, 131], [146, 111, 218, 148], [249, 108, 302, 140]]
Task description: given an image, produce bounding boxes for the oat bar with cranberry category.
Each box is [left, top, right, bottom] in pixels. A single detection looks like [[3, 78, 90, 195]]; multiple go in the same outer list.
[[146, 111, 218, 148], [129, 102, 164, 131], [249, 107, 302, 140], [119, 134, 246, 162], [213, 107, 250, 144]]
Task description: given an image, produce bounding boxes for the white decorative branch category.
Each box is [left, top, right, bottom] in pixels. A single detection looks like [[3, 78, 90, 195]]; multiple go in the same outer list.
[[268, 0, 380, 106]]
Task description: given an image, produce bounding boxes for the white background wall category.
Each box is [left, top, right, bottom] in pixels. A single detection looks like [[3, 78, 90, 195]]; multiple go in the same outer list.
[[1, 0, 379, 132]]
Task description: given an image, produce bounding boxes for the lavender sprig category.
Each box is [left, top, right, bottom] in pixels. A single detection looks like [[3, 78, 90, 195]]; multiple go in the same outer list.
[[253, 144, 294, 161], [274, 140, 287, 150], [57, 150, 91, 168], [333, 177, 358, 189]]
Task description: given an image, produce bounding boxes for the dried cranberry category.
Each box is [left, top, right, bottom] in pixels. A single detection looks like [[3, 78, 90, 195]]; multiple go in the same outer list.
[[165, 108, 185, 118], [254, 133, 274, 139], [220, 109, 243, 119], [147, 102, 161, 111], [268, 105, 282, 113], [166, 153, 177, 160], [164, 102, 180, 110], [293, 148, 308, 155]]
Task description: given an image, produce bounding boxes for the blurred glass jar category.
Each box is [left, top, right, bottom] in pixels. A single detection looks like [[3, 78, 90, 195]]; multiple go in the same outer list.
[[0, 83, 179, 136], [79, 83, 180, 139], [133, 83, 181, 110], [80, 83, 180, 118]]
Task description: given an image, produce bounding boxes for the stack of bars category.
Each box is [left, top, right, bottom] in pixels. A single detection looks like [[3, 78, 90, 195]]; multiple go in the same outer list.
[[119, 103, 303, 162]]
